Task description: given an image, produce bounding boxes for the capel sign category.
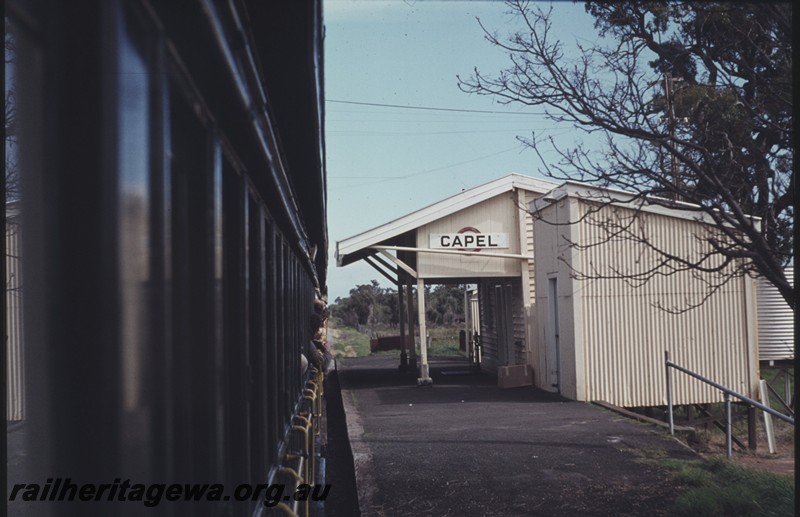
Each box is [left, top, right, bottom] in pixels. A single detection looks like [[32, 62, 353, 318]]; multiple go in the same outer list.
[[429, 228, 509, 250]]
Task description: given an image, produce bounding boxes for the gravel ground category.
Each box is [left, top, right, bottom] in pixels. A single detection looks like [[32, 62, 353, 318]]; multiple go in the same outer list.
[[329, 355, 699, 517]]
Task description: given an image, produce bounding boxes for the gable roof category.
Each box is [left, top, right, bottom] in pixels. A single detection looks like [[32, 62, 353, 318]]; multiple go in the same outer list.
[[529, 180, 761, 227], [336, 173, 558, 266]]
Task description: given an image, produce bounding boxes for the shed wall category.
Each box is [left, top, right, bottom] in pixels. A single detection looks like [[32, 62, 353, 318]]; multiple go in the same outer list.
[[756, 267, 794, 361], [531, 199, 580, 397], [573, 201, 758, 407]]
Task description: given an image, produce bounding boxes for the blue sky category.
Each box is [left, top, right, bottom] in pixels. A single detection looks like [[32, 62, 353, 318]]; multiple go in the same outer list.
[[324, 0, 601, 300]]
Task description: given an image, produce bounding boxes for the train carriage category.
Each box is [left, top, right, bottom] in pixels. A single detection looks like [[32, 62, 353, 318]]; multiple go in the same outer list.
[[5, 1, 327, 515]]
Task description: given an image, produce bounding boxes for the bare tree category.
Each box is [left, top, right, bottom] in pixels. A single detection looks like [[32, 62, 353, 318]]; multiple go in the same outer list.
[[5, 20, 19, 204], [459, 1, 793, 309], [6, 20, 22, 305]]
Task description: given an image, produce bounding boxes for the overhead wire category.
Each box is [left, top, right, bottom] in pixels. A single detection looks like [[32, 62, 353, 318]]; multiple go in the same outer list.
[[326, 98, 575, 189], [329, 144, 524, 191], [328, 128, 540, 136], [326, 98, 569, 135], [326, 98, 548, 115]]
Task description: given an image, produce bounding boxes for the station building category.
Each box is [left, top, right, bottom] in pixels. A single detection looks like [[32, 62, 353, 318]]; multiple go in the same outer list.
[[336, 173, 776, 408]]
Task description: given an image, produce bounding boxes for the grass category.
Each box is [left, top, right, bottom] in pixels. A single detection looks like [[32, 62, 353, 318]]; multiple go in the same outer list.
[[427, 341, 463, 357], [329, 325, 372, 357], [658, 457, 794, 517], [760, 366, 794, 412], [427, 326, 463, 357], [672, 367, 795, 464], [329, 323, 465, 359]]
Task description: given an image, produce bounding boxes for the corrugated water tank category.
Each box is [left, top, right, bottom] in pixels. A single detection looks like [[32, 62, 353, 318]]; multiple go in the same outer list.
[[757, 267, 794, 361]]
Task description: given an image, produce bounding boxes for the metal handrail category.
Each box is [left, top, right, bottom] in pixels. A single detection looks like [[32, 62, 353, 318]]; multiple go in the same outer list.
[[763, 381, 795, 416], [664, 351, 795, 458], [273, 367, 325, 516]]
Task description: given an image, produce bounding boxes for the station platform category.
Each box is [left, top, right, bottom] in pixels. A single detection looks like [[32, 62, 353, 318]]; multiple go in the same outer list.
[[333, 355, 698, 517]]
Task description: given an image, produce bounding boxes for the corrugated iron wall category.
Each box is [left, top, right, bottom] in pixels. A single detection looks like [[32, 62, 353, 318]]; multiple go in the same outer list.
[[756, 267, 794, 361], [6, 216, 25, 421], [576, 202, 758, 407]]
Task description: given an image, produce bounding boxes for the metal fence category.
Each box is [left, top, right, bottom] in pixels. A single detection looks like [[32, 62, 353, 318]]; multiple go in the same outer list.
[[665, 350, 795, 458], [272, 367, 326, 517]]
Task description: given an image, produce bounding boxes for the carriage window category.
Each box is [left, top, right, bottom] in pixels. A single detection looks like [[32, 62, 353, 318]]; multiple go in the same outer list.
[[169, 72, 217, 483], [117, 8, 152, 413]]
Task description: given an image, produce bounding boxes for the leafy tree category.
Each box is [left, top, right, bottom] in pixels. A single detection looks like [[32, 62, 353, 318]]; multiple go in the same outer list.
[[426, 284, 465, 325], [331, 282, 465, 327], [332, 280, 398, 327], [459, 1, 793, 309]]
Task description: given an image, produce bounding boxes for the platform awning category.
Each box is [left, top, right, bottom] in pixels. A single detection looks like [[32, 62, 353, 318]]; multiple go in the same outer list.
[[335, 173, 558, 276]]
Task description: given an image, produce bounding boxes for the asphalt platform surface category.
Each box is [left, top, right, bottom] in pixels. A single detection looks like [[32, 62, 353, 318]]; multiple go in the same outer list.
[[334, 355, 698, 517]]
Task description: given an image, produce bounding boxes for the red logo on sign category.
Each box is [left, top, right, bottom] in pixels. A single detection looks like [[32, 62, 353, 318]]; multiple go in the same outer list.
[[457, 227, 482, 252]]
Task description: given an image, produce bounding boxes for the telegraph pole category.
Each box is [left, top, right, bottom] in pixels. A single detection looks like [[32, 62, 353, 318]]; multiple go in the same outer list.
[[663, 72, 682, 200]]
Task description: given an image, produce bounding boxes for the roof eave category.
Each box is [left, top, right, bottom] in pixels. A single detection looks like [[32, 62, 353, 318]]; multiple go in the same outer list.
[[336, 173, 558, 265]]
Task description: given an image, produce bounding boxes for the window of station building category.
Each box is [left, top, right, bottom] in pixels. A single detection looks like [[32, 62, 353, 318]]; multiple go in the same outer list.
[[5, 14, 25, 427], [6, 6, 54, 511], [5, 13, 41, 511]]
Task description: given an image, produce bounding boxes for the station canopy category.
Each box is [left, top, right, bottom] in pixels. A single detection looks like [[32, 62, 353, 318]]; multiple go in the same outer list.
[[335, 173, 558, 284]]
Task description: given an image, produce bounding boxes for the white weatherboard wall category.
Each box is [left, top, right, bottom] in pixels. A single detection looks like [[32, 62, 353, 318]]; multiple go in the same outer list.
[[530, 198, 582, 397], [521, 189, 539, 367], [337, 174, 559, 382], [416, 191, 527, 372], [533, 196, 759, 407], [416, 192, 521, 279]]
